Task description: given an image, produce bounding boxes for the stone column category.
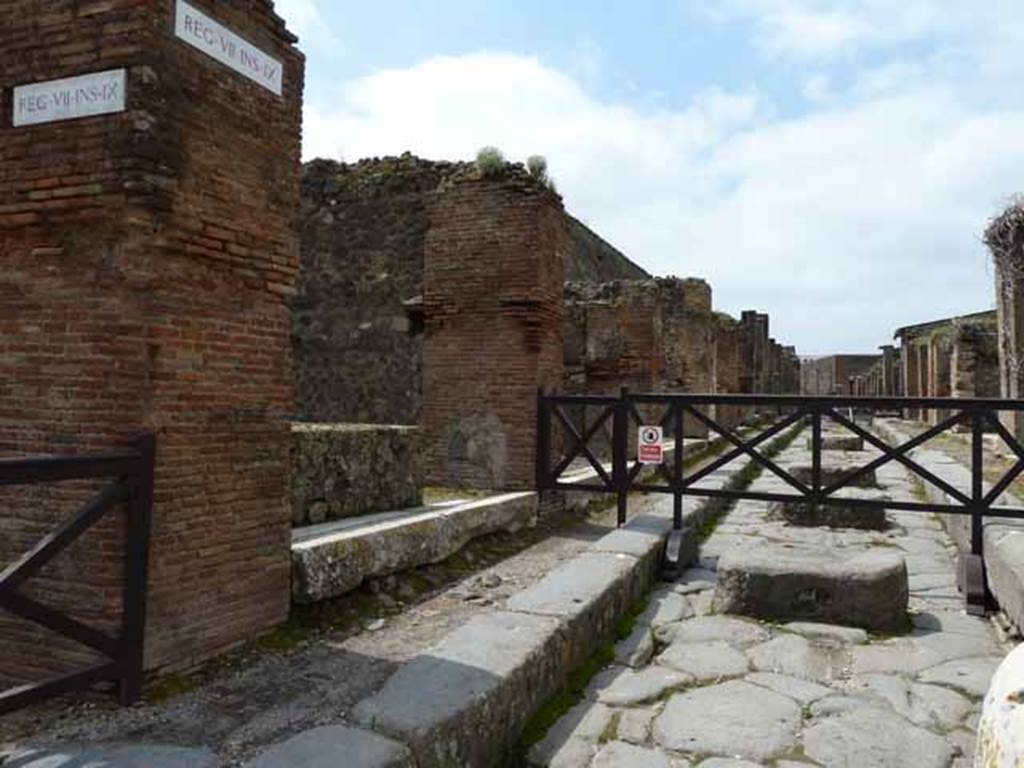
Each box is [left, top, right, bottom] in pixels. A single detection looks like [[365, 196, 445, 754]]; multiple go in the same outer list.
[[421, 167, 565, 489], [0, 0, 305, 680], [927, 335, 952, 425]]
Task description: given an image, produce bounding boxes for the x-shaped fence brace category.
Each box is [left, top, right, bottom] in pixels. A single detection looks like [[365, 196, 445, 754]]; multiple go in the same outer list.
[[0, 434, 155, 715], [538, 392, 1024, 611]]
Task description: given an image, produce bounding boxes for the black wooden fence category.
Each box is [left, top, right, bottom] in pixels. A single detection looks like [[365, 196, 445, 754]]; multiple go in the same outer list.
[[537, 391, 1024, 613], [0, 434, 155, 715]]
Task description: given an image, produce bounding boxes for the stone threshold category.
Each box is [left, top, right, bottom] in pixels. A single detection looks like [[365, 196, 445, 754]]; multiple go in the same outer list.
[[877, 419, 1024, 633], [262, 450, 751, 767], [290, 439, 710, 604]]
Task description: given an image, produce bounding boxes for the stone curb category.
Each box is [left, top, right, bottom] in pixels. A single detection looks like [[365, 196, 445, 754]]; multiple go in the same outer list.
[[877, 419, 1024, 632], [298, 459, 749, 768]]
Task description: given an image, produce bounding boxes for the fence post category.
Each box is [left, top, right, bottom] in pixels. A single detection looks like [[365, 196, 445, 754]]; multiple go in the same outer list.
[[962, 408, 987, 614], [811, 406, 822, 503], [120, 432, 155, 705], [535, 388, 551, 493], [614, 387, 629, 527], [673, 403, 684, 531]]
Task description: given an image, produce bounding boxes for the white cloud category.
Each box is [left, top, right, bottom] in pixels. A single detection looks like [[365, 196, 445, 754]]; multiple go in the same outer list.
[[300, 18, 1024, 354]]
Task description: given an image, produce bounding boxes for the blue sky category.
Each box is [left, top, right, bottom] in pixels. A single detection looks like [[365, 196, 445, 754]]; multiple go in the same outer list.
[[276, 0, 1024, 355]]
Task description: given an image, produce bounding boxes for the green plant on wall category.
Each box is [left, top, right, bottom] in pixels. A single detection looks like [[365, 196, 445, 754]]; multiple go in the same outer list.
[[475, 146, 505, 177]]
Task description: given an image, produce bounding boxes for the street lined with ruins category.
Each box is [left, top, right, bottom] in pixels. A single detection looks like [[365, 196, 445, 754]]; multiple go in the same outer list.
[[532, 425, 1010, 767]]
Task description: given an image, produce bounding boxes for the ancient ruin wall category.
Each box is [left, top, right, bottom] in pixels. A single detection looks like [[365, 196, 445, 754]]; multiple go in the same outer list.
[[0, 0, 304, 679], [293, 156, 648, 426], [420, 168, 566, 489], [294, 157, 453, 425], [952, 322, 1000, 400], [987, 203, 1024, 439]]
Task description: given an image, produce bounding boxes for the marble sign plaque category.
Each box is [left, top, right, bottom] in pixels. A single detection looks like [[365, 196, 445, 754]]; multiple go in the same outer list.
[[13, 69, 126, 127]]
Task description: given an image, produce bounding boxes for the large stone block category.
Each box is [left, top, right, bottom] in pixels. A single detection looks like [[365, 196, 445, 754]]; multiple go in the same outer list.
[[352, 611, 567, 768], [790, 462, 878, 488], [766, 488, 889, 530], [713, 546, 908, 631], [806, 435, 864, 451], [975, 643, 1024, 767]]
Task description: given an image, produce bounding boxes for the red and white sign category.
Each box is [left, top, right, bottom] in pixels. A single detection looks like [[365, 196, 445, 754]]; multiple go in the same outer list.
[[638, 425, 663, 464]]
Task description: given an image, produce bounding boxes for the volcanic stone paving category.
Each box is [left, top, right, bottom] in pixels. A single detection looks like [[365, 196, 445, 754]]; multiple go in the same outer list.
[[530, 432, 1016, 768]]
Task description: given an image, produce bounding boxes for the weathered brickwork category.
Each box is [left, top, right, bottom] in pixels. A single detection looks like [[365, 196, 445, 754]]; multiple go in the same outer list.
[[712, 313, 745, 428], [294, 156, 648, 426], [987, 205, 1024, 439], [894, 311, 998, 421], [740, 311, 770, 394], [0, 0, 304, 681], [800, 355, 881, 396], [420, 167, 566, 489]]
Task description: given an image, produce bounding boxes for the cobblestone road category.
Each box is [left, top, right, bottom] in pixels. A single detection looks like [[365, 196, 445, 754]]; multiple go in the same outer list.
[[531, 431, 1016, 768]]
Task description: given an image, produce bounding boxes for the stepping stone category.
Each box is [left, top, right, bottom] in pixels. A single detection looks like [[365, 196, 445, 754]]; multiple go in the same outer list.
[[790, 463, 877, 488], [652, 680, 801, 761], [766, 488, 889, 530], [4, 745, 219, 768], [656, 641, 750, 682], [714, 545, 908, 632], [803, 705, 955, 767], [807, 435, 864, 451], [653, 616, 770, 649], [246, 726, 413, 767]]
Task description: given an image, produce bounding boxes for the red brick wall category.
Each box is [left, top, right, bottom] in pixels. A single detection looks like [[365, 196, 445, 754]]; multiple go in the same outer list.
[[420, 169, 565, 489], [0, 0, 304, 681], [712, 315, 745, 429]]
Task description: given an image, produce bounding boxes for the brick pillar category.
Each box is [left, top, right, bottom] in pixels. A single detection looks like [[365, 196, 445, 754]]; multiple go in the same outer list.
[[927, 336, 952, 425], [712, 314, 744, 429], [0, 0, 304, 680], [880, 345, 897, 396], [902, 341, 919, 419], [421, 168, 565, 489], [991, 232, 1024, 440]]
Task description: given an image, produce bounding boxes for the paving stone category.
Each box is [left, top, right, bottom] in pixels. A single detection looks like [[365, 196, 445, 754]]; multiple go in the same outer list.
[[918, 656, 1004, 698], [615, 707, 657, 745], [652, 680, 801, 761], [714, 546, 907, 632], [841, 674, 971, 728], [529, 701, 613, 767], [590, 741, 683, 768], [245, 726, 413, 768], [637, 590, 693, 628], [765, 489, 888, 530], [911, 610, 993, 639], [2, 745, 219, 768], [694, 760, 763, 768], [542, 738, 597, 768], [745, 672, 834, 703], [746, 634, 851, 684], [689, 590, 715, 617], [656, 641, 749, 682], [810, 695, 873, 718], [803, 705, 955, 767], [850, 638, 945, 675], [653, 616, 770, 649], [782, 621, 868, 644], [615, 624, 655, 668], [592, 665, 691, 706], [911, 624, 1001, 662]]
